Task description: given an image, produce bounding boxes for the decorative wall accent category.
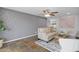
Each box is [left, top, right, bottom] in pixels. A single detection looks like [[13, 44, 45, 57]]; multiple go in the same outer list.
[[59, 16, 75, 29]]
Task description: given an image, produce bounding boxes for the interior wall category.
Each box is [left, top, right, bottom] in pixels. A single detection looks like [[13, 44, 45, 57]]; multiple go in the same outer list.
[[47, 15, 79, 36], [0, 8, 47, 41], [75, 16, 79, 32], [58, 15, 77, 36]]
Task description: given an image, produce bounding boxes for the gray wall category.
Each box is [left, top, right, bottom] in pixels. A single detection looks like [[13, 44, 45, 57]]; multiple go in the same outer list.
[[0, 8, 47, 41]]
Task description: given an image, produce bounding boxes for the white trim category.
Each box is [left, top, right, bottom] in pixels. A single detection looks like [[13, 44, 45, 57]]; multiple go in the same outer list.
[[4, 34, 37, 43]]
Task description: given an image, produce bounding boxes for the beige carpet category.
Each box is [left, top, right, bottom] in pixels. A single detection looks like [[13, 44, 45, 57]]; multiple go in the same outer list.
[[0, 36, 49, 52]]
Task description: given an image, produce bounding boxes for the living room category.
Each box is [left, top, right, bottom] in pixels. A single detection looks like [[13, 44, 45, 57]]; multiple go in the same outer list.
[[0, 7, 79, 52]]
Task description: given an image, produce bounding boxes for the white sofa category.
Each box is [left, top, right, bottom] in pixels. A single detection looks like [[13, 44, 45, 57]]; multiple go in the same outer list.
[[38, 27, 57, 42], [59, 38, 79, 52]]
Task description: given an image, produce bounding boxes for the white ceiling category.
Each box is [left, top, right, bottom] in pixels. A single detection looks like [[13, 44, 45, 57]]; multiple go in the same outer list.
[[5, 7, 79, 17]]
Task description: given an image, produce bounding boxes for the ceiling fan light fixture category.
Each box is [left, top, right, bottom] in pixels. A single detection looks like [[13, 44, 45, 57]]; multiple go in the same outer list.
[[44, 14, 51, 17], [43, 9, 59, 17]]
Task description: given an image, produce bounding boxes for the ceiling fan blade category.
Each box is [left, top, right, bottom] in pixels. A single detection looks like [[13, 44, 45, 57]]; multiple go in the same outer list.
[[43, 9, 50, 14], [42, 9, 59, 17], [51, 12, 59, 13], [50, 14, 55, 16]]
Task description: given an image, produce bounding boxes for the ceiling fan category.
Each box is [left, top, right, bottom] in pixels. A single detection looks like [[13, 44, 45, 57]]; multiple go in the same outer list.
[[42, 9, 59, 17]]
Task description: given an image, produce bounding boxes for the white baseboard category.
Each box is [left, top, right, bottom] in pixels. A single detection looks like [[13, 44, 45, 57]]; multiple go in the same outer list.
[[4, 34, 37, 43]]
